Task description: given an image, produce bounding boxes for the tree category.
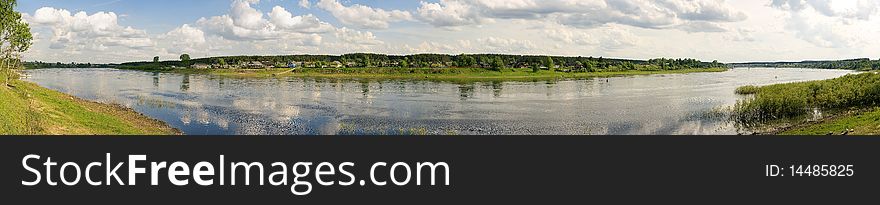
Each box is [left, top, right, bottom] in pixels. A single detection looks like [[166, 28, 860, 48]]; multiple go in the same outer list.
[[543, 56, 555, 71], [583, 60, 596, 72], [490, 57, 505, 71], [400, 59, 409, 68], [153, 56, 160, 63], [180, 54, 191, 65], [2, 0, 33, 87]]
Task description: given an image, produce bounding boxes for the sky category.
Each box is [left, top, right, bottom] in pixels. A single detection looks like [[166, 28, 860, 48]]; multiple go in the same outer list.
[[15, 0, 880, 63]]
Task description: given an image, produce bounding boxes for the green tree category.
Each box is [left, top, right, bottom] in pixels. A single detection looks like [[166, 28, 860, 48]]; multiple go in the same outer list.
[[490, 57, 505, 71], [180, 54, 191, 65], [1, 0, 33, 87], [153, 56, 160, 63], [400, 59, 409, 68], [583, 60, 596, 72], [218, 58, 227, 66], [543, 56, 555, 71]]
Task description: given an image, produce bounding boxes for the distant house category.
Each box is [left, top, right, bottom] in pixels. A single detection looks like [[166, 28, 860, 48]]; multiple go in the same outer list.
[[330, 61, 343, 68], [191, 63, 210, 69], [241, 61, 265, 69], [260, 61, 275, 68], [288, 62, 298, 68]]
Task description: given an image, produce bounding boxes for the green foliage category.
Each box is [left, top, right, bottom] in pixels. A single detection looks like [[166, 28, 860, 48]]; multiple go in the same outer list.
[[732, 72, 880, 124], [180, 54, 191, 64], [2, 0, 33, 85], [735, 85, 760, 95], [490, 57, 505, 71], [543, 56, 555, 71], [119, 53, 725, 73]]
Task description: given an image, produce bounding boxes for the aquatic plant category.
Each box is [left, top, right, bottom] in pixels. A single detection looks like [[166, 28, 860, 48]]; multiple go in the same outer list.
[[734, 85, 760, 95], [732, 72, 880, 124]]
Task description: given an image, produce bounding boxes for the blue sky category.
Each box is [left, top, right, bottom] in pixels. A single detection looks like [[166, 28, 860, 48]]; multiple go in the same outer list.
[[16, 0, 880, 63]]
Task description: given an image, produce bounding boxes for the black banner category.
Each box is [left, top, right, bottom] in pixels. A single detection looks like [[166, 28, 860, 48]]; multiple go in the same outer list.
[[1, 136, 876, 204]]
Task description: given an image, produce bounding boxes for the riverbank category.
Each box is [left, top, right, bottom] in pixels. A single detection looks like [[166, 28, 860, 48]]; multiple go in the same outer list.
[[0, 70, 179, 135], [119, 67, 729, 81], [732, 72, 880, 135]]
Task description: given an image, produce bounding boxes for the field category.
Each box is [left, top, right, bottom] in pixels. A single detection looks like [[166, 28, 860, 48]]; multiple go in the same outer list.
[[732, 72, 880, 135], [0, 70, 179, 135]]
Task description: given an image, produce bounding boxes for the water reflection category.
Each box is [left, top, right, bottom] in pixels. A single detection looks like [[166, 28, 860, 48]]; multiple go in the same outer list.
[[180, 74, 190, 92], [23, 68, 855, 135], [152, 72, 159, 87], [459, 83, 475, 100]]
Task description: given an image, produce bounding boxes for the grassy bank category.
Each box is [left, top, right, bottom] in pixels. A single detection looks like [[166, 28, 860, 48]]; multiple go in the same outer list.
[[732, 72, 880, 135], [120, 67, 729, 81], [1, 70, 179, 135], [780, 108, 880, 135]]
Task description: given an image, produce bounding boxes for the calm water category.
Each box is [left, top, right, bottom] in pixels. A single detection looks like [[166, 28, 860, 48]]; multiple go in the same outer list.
[[22, 68, 854, 135]]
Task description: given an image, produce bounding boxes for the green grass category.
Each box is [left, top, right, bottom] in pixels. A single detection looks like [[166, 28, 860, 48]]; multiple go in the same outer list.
[[122, 67, 729, 82], [780, 108, 880, 135], [0, 70, 179, 135], [733, 72, 880, 122], [731, 72, 880, 135]]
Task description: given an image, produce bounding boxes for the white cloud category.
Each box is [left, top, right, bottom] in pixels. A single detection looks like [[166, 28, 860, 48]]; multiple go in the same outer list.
[[769, 0, 876, 48], [676, 21, 729, 33], [416, 0, 746, 33], [160, 24, 208, 54], [196, 0, 333, 41], [771, 0, 880, 20], [476, 37, 537, 53], [317, 0, 413, 29], [299, 0, 311, 9], [334, 27, 382, 45], [268, 6, 334, 33], [416, 0, 488, 27], [26, 7, 155, 51]]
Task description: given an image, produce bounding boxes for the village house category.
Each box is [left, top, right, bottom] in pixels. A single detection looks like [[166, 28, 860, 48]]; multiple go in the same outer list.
[[330, 61, 343, 68], [191, 63, 210, 69], [241, 61, 265, 69]]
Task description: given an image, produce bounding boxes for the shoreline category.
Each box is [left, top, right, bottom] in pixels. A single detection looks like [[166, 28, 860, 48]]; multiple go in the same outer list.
[[117, 67, 730, 81], [1, 70, 180, 135], [732, 72, 880, 135]]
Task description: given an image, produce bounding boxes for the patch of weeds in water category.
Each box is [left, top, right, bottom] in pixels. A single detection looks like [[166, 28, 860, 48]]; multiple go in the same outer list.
[[730, 72, 880, 133], [734, 85, 759, 95]]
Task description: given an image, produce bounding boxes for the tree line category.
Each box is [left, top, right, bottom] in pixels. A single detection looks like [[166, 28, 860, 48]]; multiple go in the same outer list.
[[732, 58, 880, 71], [117, 53, 725, 72]]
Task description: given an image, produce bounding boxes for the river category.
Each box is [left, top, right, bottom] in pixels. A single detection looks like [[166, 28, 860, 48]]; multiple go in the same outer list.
[[22, 68, 854, 135]]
